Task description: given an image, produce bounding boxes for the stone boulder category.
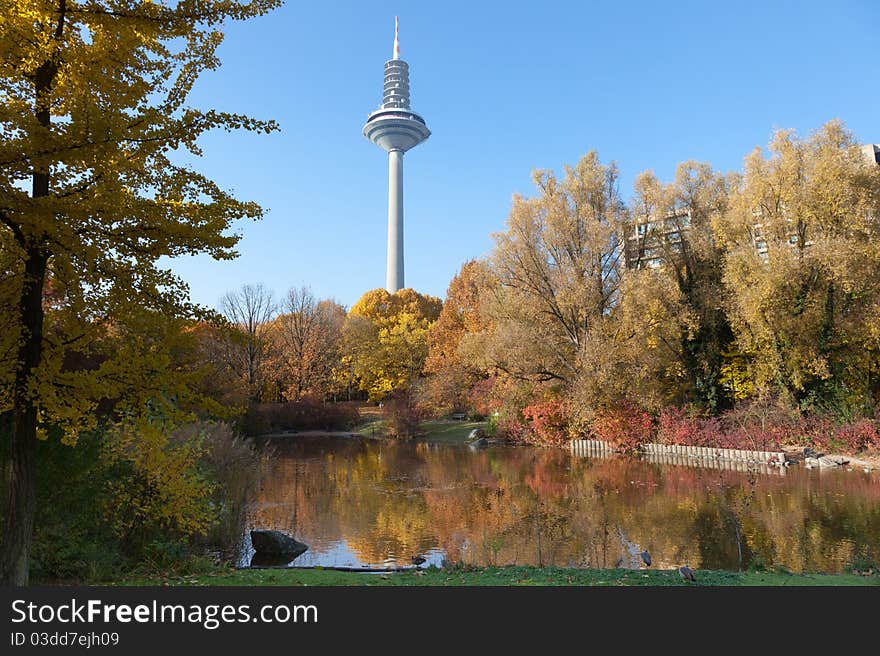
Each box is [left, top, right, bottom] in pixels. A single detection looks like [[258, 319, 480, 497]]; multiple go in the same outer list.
[[250, 529, 309, 557], [468, 437, 488, 449], [466, 428, 486, 441], [250, 552, 303, 568], [804, 456, 850, 469]]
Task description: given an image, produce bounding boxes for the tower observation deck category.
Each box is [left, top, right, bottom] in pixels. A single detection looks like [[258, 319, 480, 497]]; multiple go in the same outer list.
[[363, 17, 431, 293]]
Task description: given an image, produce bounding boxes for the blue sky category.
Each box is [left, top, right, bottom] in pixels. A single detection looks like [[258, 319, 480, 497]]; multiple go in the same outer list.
[[168, 0, 880, 310]]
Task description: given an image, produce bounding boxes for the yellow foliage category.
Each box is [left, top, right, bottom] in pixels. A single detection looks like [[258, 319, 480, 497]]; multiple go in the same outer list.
[[0, 0, 281, 438], [718, 352, 755, 401], [0, 2, 281, 581], [474, 152, 625, 385], [721, 121, 880, 398], [344, 289, 441, 401], [101, 417, 215, 541]]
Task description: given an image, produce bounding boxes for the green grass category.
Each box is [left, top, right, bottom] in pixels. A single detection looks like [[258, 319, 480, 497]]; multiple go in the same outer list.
[[416, 420, 487, 444], [352, 419, 486, 444], [353, 417, 386, 438], [117, 564, 879, 587]]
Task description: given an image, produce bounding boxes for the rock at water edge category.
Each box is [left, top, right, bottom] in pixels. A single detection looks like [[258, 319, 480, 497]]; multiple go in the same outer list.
[[251, 529, 309, 556]]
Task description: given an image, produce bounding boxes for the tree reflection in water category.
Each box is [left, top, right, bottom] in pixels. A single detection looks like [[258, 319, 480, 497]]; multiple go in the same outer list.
[[243, 437, 880, 572]]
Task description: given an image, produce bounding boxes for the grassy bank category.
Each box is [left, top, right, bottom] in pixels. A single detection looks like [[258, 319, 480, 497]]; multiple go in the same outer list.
[[416, 420, 487, 444], [352, 418, 487, 444], [119, 564, 879, 587]]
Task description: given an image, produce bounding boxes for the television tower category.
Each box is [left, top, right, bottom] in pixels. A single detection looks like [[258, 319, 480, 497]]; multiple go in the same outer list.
[[363, 17, 431, 293]]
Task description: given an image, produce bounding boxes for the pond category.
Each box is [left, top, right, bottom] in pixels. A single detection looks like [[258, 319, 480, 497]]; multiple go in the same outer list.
[[241, 435, 880, 573]]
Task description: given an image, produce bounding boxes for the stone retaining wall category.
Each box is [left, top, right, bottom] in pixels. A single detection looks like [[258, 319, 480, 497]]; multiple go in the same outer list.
[[570, 439, 787, 475]]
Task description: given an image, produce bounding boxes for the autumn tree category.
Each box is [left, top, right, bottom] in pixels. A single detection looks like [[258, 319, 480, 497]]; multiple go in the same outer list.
[[717, 121, 880, 412], [176, 320, 250, 410], [466, 152, 625, 387], [343, 288, 442, 401], [0, 0, 281, 584], [219, 283, 276, 403], [624, 163, 733, 409], [265, 286, 345, 402], [421, 260, 493, 415], [570, 268, 697, 411]]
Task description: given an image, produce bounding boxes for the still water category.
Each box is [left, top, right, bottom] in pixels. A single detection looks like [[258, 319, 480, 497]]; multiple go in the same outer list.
[[241, 436, 880, 572]]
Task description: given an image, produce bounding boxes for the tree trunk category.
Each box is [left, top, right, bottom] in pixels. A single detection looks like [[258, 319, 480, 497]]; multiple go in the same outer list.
[[0, 43, 57, 583], [1, 248, 48, 586]]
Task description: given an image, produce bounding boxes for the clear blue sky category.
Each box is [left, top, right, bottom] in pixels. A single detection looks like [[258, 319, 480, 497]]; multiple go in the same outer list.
[[167, 0, 879, 311]]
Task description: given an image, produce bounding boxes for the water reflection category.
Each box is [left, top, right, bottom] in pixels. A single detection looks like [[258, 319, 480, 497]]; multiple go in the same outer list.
[[241, 436, 880, 572]]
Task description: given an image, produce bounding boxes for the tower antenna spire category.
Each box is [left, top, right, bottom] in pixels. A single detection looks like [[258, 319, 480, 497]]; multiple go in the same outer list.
[[393, 16, 400, 59]]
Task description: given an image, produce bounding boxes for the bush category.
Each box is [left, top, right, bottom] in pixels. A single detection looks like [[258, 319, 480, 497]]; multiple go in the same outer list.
[[658, 406, 772, 449], [781, 414, 831, 450], [21, 417, 266, 583], [495, 417, 529, 442], [101, 418, 215, 553], [383, 389, 425, 439], [591, 402, 654, 454], [23, 427, 121, 582], [240, 398, 359, 435], [485, 413, 499, 437], [658, 406, 707, 445], [521, 400, 570, 446], [181, 422, 263, 559], [832, 418, 880, 453], [656, 403, 879, 454], [718, 402, 793, 451]]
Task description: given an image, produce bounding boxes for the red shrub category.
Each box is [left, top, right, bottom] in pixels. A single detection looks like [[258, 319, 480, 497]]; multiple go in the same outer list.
[[591, 402, 654, 454], [719, 425, 781, 451], [658, 407, 695, 444], [658, 404, 784, 450], [792, 415, 836, 451], [583, 399, 880, 455], [715, 403, 795, 451], [778, 414, 880, 454], [695, 417, 725, 447], [833, 419, 880, 453], [383, 389, 425, 439], [521, 400, 570, 446], [656, 406, 723, 446], [496, 417, 529, 442]]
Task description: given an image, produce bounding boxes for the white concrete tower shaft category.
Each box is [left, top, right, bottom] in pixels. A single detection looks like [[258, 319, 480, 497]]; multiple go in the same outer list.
[[362, 17, 430, 293], [387, 149, 404, 291]]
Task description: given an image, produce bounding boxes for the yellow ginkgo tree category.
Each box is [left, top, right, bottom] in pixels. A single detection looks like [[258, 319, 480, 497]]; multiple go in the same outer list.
[[0, 0, 281, 585], [343, 289, 442, 401]]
